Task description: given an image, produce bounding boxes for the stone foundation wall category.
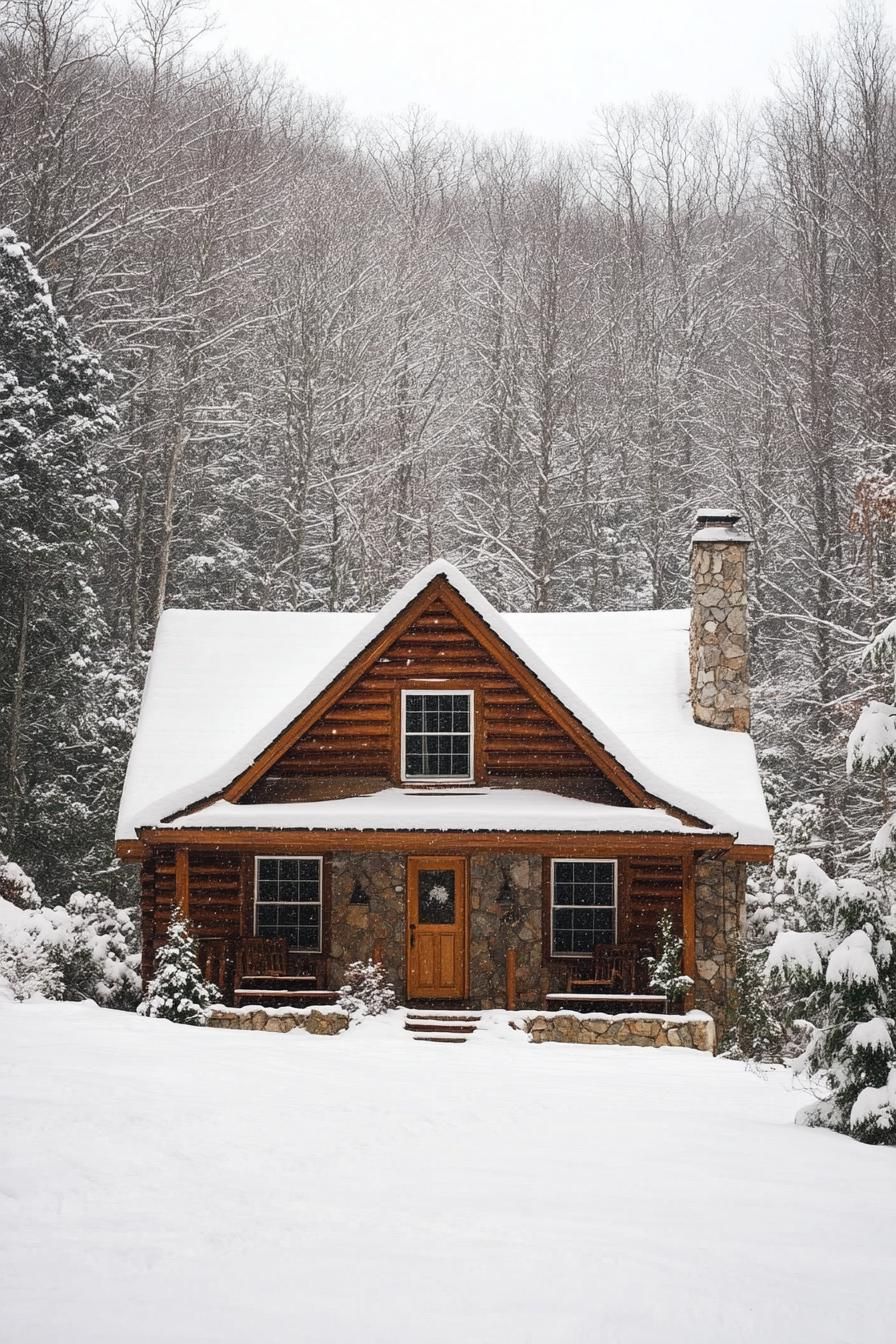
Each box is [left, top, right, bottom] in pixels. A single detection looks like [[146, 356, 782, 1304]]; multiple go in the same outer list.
[[694, 857, 745, 1035], [524, 1011, 715, 1051], [208, 1007, 349, 1034]]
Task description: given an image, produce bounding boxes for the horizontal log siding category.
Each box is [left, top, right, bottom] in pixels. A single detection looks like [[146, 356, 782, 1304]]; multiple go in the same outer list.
[[270, 597, 601, 784], [140, 848, 243, 986], [623, 855, 684, 949]]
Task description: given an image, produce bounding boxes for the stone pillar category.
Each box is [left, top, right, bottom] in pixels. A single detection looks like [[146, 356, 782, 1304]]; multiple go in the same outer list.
[[689, 508, 752, 732], [694, 857, 746, 1037]]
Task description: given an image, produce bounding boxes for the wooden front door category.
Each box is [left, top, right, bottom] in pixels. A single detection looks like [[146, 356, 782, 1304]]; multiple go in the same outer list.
[[406, 857, 467, 1000]]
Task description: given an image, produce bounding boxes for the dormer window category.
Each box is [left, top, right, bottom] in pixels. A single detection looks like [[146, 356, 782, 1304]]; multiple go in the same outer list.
[[401, 690, 473, 782]]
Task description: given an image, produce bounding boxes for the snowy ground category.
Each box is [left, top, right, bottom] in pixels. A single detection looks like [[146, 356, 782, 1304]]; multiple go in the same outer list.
[[1, 1004, 893, 1344]]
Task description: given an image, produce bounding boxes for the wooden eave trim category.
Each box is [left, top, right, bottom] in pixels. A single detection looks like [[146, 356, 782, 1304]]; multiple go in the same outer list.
[[163, 573, 713, 831], [137, 826, 738, 856], [115, 839, 148, 863], [720, 843, 774, 864]]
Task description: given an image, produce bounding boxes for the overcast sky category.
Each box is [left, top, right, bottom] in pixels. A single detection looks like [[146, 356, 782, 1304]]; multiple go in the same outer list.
[[207, 0, 895, 142]]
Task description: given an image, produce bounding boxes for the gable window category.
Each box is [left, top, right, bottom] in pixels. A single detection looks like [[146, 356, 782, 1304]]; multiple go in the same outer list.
[[255, 857, 322, 952], [401, 690, 473, 782], [550, 859, 616, 956]]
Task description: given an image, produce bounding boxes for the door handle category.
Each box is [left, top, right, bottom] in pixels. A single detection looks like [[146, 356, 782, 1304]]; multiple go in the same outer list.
[[410, 922, 416, 949]]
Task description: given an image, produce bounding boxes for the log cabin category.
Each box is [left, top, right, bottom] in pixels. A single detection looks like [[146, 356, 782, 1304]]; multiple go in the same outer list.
[[116, 510, 773, 1032]]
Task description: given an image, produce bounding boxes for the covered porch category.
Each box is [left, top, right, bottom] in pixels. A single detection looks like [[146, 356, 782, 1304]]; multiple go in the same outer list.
[[132, 821, 747, 1024]]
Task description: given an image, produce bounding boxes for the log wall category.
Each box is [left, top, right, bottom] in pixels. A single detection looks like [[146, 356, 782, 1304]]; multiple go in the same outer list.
[[249, 595, 627, 801]]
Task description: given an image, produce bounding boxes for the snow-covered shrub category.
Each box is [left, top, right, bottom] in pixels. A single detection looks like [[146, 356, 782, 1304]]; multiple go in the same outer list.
[[644, 912, 692, 1008], [338, 960, 397, 1017], [138, 911, 221, 1025], [0, 857, 40, 909], [0, 845, 138, 1007], [53, 890, 141, 1009], [0, 899, 64, 1000], [768, 863, 896, 1144], [0, 876, 140, 1007]]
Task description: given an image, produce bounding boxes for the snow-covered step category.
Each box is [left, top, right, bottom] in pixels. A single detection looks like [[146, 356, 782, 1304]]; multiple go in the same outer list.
[[411, 1034, 470, 1044], [405, 1008, 481, 1043], [404, 1019, 478, 1034]]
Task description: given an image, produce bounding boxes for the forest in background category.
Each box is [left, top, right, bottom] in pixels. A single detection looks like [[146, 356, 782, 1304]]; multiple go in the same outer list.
[[2, 0, 896, 898]]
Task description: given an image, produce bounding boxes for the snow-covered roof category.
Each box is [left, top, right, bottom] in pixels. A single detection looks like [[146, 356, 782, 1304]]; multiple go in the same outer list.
[[117, 560, 773, 848], [160, 790, 710, 835]]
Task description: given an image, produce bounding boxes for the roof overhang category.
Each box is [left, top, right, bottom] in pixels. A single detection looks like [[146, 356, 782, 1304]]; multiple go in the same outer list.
[[126, 826, 770, 863]]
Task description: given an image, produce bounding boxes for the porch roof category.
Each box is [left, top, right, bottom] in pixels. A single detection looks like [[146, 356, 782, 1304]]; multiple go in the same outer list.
[[151, 787, 723, 837]]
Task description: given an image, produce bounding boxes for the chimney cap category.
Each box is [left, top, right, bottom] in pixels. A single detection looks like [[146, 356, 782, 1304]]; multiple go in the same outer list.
[[693, 506, 752, 545]]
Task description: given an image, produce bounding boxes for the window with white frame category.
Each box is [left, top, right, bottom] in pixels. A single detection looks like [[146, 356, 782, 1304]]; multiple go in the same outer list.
[[255, 857, 322, 952], [550, 860, 616, 956], [402, 690, 473, 781]]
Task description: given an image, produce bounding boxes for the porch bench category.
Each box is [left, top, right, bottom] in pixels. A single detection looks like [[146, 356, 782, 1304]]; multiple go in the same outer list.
[[545, 991, 669, 1015]]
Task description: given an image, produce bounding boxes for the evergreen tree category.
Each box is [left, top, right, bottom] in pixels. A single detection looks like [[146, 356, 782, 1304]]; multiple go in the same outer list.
[[138, 910, 221, 1025], [726, 941, 786, 1062], [645, 912, 693, 1009], [0, 227, 130, 894], [338, 960, 397, 1017], [768, 867, 896, 1143]]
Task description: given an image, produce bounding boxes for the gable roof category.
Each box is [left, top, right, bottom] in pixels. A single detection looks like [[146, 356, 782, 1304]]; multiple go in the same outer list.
[[116, 560, 773, 848]]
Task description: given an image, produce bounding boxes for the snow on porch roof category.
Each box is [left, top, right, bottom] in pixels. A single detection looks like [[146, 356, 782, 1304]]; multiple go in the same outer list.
[[116, 559, 773, 847], [157, 790, 712, 835]]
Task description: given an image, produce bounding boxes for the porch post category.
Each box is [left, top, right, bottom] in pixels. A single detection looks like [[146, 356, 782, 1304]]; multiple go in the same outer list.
[[239, 854, 254, 937], [682, 852, 696, 1010], [505, 948, 517, 1011], [175, 847, 190, 921]]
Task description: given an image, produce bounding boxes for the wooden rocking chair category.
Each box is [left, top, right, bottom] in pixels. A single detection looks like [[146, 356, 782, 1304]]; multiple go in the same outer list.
[[197, 938, 229, 992], [234, 936, 289, 988], [568, 942, 640, 997]]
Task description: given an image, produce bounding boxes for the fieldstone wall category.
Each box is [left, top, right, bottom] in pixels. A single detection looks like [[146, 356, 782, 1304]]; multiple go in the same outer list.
[[326, 850, 563, 1008], [329, 852, 407, 995], [207, 1007, 349, 1034], [469, 853, 560, 1009], [325, 850, 743, 1023], [694, 857, 745, 1035], [524, 1010, 715, 1051], [690, 530, 751, 732]]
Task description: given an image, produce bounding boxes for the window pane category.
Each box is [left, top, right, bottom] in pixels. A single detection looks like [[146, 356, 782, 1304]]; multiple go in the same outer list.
[[297, 923, 321, 951], [551, 862, 616, 954], [258, 859, 278, 884], [404, 693, 472, 779], [552, 924, 574, 955], [418, 869, 456, 924], [256, 905, 278, 935]]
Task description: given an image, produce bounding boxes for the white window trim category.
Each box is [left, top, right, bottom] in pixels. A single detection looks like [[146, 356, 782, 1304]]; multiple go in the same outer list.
[[400, 688, 475, 784], [254, 855, 324, 954], [549, 858, 618, 958]]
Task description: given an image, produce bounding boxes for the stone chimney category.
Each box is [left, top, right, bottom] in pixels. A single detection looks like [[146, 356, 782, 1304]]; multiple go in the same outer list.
[[689, 508, 752, 732]]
